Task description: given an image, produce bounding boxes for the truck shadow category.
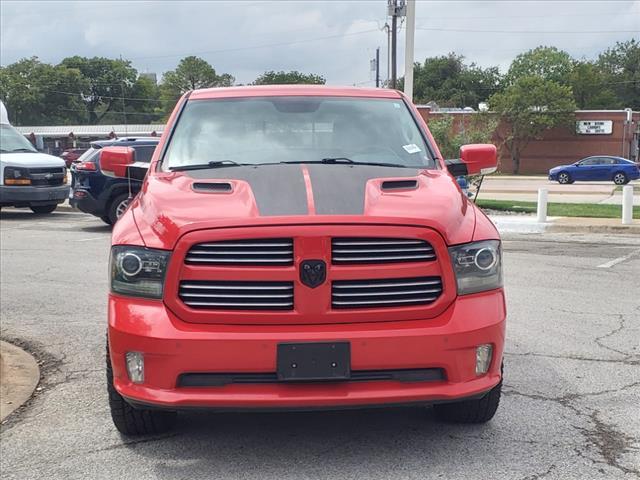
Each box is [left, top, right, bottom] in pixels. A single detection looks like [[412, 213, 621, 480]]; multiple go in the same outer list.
[[123, 407, 493, 478]]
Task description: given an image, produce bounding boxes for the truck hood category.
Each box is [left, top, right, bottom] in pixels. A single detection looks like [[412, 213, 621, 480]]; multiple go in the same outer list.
[[127, 164, 479, 249], [0, 152, 66, 169]]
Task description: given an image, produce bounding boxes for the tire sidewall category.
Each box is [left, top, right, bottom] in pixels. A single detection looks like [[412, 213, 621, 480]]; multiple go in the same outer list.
[[108, 194, 130, 225], [558, 172, 571, 184], [613, 172, 627, 185]]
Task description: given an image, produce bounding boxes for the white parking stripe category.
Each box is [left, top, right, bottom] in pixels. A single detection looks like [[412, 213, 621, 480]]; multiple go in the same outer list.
[[597, 248, 640, 268]]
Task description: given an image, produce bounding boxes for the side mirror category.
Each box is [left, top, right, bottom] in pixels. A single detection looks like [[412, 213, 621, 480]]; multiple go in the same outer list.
[[99, 146, 134, 178], [459, 144, 497, 175]]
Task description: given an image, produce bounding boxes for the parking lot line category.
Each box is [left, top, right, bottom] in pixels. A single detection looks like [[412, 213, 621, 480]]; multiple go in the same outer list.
[[596, 249, 640, 268]]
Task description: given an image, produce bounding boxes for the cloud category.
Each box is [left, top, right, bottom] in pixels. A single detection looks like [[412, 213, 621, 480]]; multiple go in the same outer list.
[[1, 0, 638, 86]]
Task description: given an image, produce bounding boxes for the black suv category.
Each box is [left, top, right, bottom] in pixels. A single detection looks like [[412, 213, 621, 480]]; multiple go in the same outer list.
[[70, 137, 158, 224]]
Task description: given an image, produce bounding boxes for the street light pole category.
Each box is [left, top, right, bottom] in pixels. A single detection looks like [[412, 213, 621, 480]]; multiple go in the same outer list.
[[403, 0, 415, 101]]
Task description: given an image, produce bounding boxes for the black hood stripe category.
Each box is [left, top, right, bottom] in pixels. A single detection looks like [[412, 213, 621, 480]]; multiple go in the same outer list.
[[187, 164, 419, 216], [308, 164, 420, 215]]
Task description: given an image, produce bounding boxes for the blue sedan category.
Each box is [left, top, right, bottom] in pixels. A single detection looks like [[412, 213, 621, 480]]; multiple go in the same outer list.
[[549, 156, 640, 185]]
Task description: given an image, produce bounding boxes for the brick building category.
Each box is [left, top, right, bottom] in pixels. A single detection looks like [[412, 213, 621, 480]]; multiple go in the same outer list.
[[417, 107, 640, 174]]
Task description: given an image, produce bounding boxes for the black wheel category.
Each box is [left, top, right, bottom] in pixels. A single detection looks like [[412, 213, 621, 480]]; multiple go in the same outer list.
[[613, 172, 628, 185], [30, 204, 57, 214], [107, 193, 130, 225], [100, 215, 113, 226], [557, 172, 572, 185], [434, 379, 502, 423], [106, 341, 176, 436]]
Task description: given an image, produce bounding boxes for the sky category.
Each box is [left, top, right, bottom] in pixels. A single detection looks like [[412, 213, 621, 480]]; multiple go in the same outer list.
[[1, 0, 639, 86]]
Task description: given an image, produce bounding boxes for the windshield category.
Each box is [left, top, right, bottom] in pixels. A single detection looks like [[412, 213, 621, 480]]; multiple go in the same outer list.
[[0, 124, 37, 153], [163, 96, 435, 170], [76, 147, 99, 163]]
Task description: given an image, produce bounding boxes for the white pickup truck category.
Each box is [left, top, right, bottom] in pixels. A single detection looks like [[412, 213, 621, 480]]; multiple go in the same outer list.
[[0, 101, 70, 213]]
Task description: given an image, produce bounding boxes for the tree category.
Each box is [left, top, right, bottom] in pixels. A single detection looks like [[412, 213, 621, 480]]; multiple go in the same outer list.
[[59, 56, 140, 124], [0, 57, 88, 125], [489, 76, 576, 174], [505, 46, 573, 86], [428, 113, 498, 159], [252, 70, 325, 85], [597, 39, 640, 109], [400, 53, 501, 107], [160, 56, 233, 114], [568, 61, 619, 109]]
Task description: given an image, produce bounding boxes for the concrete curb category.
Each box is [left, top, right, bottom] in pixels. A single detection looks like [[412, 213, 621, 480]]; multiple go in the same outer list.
[[547, 223, 640, 235], [0, 341, 40, 422]]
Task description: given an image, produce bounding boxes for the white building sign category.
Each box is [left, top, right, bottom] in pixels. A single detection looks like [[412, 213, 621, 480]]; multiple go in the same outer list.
[[576, 120, 613, 135]]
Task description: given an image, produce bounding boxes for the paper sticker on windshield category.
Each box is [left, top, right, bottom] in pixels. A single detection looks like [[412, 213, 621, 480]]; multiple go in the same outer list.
[[403, 144, 421, 154]]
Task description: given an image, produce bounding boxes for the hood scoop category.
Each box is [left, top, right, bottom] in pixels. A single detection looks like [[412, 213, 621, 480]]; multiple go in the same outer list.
[[381, 179, 418, 191], [192, 182, 233, 193]]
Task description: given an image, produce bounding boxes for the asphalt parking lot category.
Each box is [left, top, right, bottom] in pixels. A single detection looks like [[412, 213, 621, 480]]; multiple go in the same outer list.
[[0, 208, 638, 480]]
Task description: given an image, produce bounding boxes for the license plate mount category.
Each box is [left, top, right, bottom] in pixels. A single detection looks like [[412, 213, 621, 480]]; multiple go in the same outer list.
[[277, 342, 350, 382]]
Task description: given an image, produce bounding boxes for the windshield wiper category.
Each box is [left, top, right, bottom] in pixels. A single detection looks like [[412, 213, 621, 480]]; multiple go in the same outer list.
[[169, 160, 248, 172], [281, 158, 415, 168]]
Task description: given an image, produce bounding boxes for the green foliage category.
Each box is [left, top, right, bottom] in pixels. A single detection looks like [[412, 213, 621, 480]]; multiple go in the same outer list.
[[402, 53, 501, 107], [0, 57, 88, 125], [160, 56, 234, 114], [489, 76, 576, 173], [568, 61, 620, 109], [477, 199, 640, 219], [252, 70, 326, 85], [505, 46, 573, 86], [59, 56, 141, 124], [428, 113, 498, 159], [597, 39, 640, 109]]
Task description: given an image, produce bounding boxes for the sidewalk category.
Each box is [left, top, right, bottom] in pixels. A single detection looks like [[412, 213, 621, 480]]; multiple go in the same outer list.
[[0, 341, 40, 421], [479, 177, 640, 205], [489, 214, 640, 235]]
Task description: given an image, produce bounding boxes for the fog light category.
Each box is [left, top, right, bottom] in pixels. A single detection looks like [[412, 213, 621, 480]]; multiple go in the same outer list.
[[125, 351, 144, 383], [475, 344, 493, 375]]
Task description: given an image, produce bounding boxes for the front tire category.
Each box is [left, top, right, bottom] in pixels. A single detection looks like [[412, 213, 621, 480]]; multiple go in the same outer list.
[[106, 343, 176, 436], [613, 172, 628, 185], [107, 193, 130, 225], [30, 204, 57, 214], [557, 172, 572, 185], [434, 379, 502, 423]]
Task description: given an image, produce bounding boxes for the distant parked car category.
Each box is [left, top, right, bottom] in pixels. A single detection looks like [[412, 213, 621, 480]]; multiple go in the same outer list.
[[549, 156, 640, 185], [60, 148, 87, 168], [70, 137, 157, 224]]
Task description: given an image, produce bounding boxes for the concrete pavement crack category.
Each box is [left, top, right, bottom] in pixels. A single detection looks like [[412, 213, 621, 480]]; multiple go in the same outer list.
[[518, 464, 556, 480], [504, 351, 640, 366], [504, 384, 640, 477]]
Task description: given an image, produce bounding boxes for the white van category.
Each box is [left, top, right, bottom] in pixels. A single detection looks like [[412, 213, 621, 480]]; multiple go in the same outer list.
[[0, 101, 70, 213]]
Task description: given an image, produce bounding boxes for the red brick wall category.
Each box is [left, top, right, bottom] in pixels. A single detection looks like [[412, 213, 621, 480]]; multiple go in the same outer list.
[[418, 108, 639, 174]]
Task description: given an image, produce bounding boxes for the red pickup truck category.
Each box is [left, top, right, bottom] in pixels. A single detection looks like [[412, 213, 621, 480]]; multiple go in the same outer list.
[[104, 86, 505, 435]]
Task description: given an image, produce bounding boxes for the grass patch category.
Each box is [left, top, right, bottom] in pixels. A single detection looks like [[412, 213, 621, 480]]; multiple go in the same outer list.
[[476, 199, 640, 219], [613, 184, 640, 193]]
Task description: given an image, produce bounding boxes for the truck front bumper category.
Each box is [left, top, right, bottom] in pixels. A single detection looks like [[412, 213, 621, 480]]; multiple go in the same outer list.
[[0, 184, 70, 207], [108, 289, 506, 410]]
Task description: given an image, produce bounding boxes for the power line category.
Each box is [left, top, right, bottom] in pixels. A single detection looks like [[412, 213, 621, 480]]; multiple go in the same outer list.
[[415, 26, 640, 34], [128, 28, 380, 60]]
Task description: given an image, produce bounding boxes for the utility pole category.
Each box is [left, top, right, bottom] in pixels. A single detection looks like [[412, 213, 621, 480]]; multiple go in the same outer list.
[[388, 0, 406, 89], [391, 2, 397, 89], [403, 0, 415, 100], [375, 47, 380, 88]]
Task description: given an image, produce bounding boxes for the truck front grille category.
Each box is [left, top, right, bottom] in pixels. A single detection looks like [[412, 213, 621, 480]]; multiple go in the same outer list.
[[27, 167, 66, 187], [332, 276, 443, 309], [185, 238, 293, 266], [179, 280, 294, 310], [332, 238, 436, 264]]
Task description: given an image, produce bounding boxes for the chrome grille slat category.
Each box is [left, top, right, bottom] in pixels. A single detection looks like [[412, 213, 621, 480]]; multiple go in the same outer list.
[[333, 279, 441, 289], [179, 281, 294, 310], [332, 288, 442, 297], [186, 238, 293, 266], [332, 276, 442, 309], [332, 237, 437, 264]]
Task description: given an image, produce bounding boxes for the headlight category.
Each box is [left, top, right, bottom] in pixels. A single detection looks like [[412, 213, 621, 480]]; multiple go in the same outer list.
[[110, 246, 171, 299], [448, 240, 503, 295], [4, 166, 31, 185]]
